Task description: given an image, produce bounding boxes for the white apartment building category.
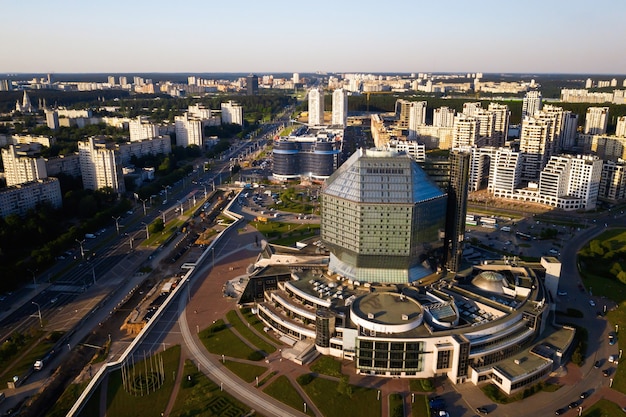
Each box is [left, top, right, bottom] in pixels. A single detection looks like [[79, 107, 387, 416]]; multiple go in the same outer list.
[[462, 102, 482, 117], [599, 160, 626, 201], [118, 136, 172, 165], [78, 138, 126, 194], [221, 100, 243, 126], [385, 140, 426, 162], [584, 107, 609, 135], [1, 144, 48, 186], [175, 114, 204, 148], [452, 114, 481, 148], [45, 109, 59, 130], [522, 90, 542, 119], [433, 107, 455, 127], [519, 116, 555, 181], [487, 103, 510, 147], [308, 88, 324, 126], [488, 148, 522, 197], [332, 88, 348, 127], [129, 116, 159, 142], [616, 116, 626, 138], [539, 155, 602, 210], [0, 178, 62, 218], [45, 154, 81, 178], [407, 101, 427, 140]]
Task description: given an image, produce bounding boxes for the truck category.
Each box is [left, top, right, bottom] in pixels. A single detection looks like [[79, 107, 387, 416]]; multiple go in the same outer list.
[[34, 359, 45, 371]]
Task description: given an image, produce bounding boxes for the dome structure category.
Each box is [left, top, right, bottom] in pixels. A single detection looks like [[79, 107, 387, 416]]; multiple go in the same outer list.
[[471, 271, 507, 293]]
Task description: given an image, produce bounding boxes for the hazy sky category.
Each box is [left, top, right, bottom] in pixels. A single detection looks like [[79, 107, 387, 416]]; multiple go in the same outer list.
[[3, 0, 626, 74]]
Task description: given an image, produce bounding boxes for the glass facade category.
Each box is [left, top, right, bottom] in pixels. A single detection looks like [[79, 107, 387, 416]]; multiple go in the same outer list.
[[356, 339, 425, 373]]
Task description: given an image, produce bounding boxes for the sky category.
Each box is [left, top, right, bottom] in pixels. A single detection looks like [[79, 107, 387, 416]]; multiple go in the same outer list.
[[2, 0, 626, 75]]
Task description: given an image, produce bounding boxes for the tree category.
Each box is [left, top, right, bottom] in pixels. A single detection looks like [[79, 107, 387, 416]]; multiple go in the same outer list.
[[150, 218, 165, 234]]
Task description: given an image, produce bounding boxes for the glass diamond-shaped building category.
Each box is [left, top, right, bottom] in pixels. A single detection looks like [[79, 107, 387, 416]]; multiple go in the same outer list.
[[321, 148, 447, 283]]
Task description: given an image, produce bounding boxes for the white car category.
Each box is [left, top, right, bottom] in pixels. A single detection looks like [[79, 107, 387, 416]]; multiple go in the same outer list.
[[589, 300, 596, 307]]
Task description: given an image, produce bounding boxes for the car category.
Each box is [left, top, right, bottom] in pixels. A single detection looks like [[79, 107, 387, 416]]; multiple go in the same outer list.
[[610, 336, 617, 345], [580, 390, 590, 399], [603, 368, 611, 377], [477, 407, 489, 414], [594, 360, 601, 368], [569, 400, 580, 408], [555, 408, 568, 416], [557, 290, 567, 296], [589, 300, 596, 307], [609, 355, 618, 363]]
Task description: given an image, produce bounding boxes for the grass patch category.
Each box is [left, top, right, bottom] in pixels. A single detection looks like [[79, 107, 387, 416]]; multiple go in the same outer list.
[[2, 333, 57, 380], [78, 384, 101, 417], [581, 398, 624, 416], [47, 382, 88, 417], [264, 375, 314, 415], [199, 319, 265, 361], [411, 394, 430, 417], [105, 345, 180, 417], [298, 374, 381, 417], [170, 359, 253, 417], [240, 308, 282, 345], [310, 356, 343, 377], [226, 310, 276, 354], [389, 393, 404, 417], [408, 378, 435, 392], [271, 231, 320, 247], [251, 221, 320, 241], [223, 360, 267, 383], [481, 381, 561, 404]]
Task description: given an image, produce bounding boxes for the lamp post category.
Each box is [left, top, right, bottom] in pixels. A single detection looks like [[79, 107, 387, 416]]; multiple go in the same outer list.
[[163, 185, 169, 201], [578, 406, 583, 416], [178, 201, 184, 214], [140, 199, 148, 216], [142, 222, 150, 240], [28, 268, 37, 287], [32, 301, 42, 327], [112, 216, 121, 234], [129, 236, 134, 250], [75, 239, 85, 259], [160, 211, 166, 223]]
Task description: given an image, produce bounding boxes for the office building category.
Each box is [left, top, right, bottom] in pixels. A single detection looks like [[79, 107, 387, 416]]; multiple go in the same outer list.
[[332, 88, 348, 127], [321, 148, 447, 283], [0, 178, 62, 218], [247, 74, 259, 95], [78, 137, 126, 194], [129, 116, 159, 142], [522, 90, 542, 119], [1, 144, 48, 186], [221, 100, 244, 126], [308, 88, 324, 126], [584, 107, 609, 135], [174, 114, 204, 148], [445, 149, 470, 273]]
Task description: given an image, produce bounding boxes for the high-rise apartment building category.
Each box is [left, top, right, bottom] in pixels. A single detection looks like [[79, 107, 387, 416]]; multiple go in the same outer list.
[[487, 103, 510, 147], [308, 88, 324, 126], [434, 107, 455, 127], [45, 109, 60, 131], [174, 114, 204, 148], [1, 144, 48, 186], [293, 73, 300, 84], [584, 107, 609, 135], [462, 102, 482, 117], [0, 178, 62, 218], [221, 100, 244, 126], [331, 88, 348, 127], [452, 114, 480, 148], [78, 138, 126, 193], [616, 116, 626, 138], [519, 116, 554, 181], [107, 76, 116, 86], [539, 155, 602, 210], [488, 148, 522, 198], [129, 116, 159, 142], [522, 90, 542, 119], [600, 160, 626, 201], [445, 149, 470, 273], [407, 101, 427, 140]]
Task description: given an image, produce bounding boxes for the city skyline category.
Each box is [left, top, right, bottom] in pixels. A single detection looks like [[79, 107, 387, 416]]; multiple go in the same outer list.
[[3, 0, 626, 74]]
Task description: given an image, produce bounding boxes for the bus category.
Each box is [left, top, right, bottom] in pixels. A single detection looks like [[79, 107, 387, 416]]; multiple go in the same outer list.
[[516, 231, 532, 240]]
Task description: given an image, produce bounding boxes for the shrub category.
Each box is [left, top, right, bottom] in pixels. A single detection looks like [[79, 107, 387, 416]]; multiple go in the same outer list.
[[297, 373, 314, 386]]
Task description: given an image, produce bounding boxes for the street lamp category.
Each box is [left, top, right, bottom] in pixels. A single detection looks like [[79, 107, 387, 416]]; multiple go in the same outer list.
[[75, 239, 85, 259], [578, 406, 583, 416], [142, 222, 150, 240], [129, 236, 134, 250], [178, 200, 184, 214], [32, 301, 42, 327], [28, 268, 38, 287], [163, 185, 170, 201], [112, 216, 121, 234], [139, 199, 148, 216], [160, 211, 166, 223]]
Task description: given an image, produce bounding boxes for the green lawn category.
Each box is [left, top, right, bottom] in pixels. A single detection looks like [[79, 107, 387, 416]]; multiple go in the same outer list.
[[2, 334, 56, 381], [47, 382, 89, 417], [225, 310, 276, 354], [408, 378, 435, 392], [199, 319, 265, 361], [389, 393, 404, 417], [78, 385, 101, 417], [298, 374, 381, 417], [411, 394, 430, 417], [223, 360, 267, 383], [310, 356, 343, 377], [240, 308, 282, 345], [169, 359, 254, 417], [263, 375, 314, 416], [105, 345, 181, 417], [582, 398, 624, 416]]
